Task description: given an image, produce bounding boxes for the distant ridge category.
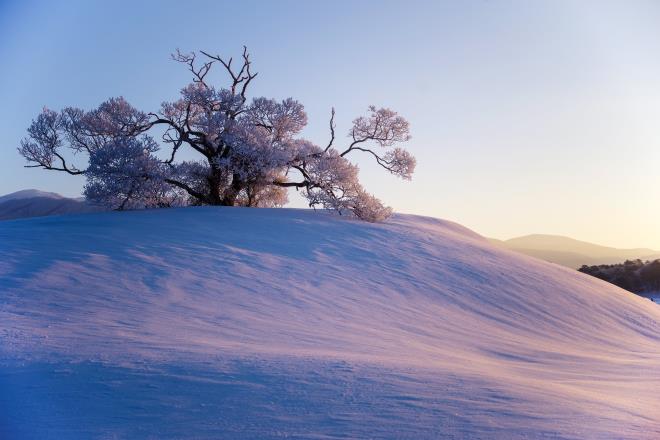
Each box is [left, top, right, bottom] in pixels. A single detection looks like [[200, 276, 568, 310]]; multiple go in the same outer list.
[[491, 234, 660, 268], [0, 189, 104, 221], [0, 188, 64, 203]]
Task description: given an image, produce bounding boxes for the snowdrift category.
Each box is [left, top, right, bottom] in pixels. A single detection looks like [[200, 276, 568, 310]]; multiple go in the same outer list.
[[1, 207, 659, 439]]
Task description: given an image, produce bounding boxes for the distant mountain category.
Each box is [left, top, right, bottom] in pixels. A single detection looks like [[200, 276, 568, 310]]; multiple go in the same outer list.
[[0, 189, 105, 221], [491, 234, 660, 268], [0, 189, 64, 203]]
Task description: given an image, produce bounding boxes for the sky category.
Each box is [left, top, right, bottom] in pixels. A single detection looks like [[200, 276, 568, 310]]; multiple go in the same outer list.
[[1, 0, 659, 249]]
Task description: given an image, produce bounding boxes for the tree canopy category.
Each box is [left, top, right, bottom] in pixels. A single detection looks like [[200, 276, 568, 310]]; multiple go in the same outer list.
[[19, 47, 415, 221]]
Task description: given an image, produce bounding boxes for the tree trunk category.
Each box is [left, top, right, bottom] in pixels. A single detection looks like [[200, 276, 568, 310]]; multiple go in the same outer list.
[[221, 173, 243, 206], [207, 173, 223, 205]]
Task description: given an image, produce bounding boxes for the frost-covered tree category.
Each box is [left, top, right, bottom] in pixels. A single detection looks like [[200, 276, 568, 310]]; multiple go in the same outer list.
[[19, 47, 415, 221]]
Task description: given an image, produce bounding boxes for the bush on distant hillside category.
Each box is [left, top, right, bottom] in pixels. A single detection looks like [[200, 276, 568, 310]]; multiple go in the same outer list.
[[18, 48, 415, 221], [640, 260, 660, 291], [579, 259, 660, 294]]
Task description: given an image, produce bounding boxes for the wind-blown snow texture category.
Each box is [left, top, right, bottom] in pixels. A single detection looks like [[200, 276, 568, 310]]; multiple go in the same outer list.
[[1, 207, 659, 439]]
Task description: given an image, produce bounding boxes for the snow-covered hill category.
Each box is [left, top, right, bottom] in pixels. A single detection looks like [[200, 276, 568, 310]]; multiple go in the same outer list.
[[0, 189, 64, 203], [0, 189, 103, 221], [1, 208, 659, 439]]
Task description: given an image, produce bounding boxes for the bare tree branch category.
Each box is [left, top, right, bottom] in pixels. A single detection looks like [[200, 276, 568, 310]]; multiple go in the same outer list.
[[324, 108, 336, 153], [172, 49, 214, 89], [164, 178, 210, 203], [199, 46, 258, 106]]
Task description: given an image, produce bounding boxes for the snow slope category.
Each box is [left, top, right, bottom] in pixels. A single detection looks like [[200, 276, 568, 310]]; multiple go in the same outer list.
[[1, 207, 659, 439]]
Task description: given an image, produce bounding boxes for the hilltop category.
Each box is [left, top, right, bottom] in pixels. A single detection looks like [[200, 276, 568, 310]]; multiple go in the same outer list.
[[1, 208, 659, 439]]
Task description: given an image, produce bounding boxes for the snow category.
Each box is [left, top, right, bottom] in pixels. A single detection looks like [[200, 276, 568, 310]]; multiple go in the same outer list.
[[643, 292, 660, 304], [1, 207, 659, 439]]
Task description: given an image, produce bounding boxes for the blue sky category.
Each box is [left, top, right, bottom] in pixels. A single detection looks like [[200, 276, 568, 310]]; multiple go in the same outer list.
[[1, 0, 659, 248]]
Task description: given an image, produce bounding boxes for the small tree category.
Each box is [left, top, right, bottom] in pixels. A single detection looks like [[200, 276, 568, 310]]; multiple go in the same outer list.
[[19, 47, 415, 221]]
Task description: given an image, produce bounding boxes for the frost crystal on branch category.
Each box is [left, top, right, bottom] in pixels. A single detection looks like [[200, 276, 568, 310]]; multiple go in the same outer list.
[[19, 48, 415, 221]]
